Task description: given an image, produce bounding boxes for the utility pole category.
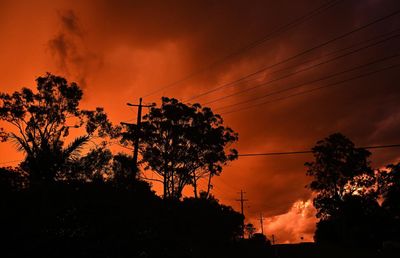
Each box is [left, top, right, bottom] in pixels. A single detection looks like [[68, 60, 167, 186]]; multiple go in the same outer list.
[[123, 98, 153, 178], [236, 190, 248, 216], [259, 213, 265, 235], [272, 234, 275, 245], [236, 190, 248, 238]]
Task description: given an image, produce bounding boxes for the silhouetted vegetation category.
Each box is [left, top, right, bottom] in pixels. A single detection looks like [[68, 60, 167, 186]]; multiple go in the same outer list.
[[2, 75, 399, 257], [121, 97, 238, 199], [0, 180, 247, 257], [0, 73, 115, 184], [378, 163, 400, 244], [306, 133, 400, 250], [0, 75, 245, 257]]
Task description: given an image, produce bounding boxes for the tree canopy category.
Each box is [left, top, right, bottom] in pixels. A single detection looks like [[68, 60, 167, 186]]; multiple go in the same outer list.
[[305, 133, 393, 247], [379, 163, 400, 219], [305, 133, 374, 220], [121, 97, 238, 199], [0, 73, 114, 183], [0, 75, 245, 258]]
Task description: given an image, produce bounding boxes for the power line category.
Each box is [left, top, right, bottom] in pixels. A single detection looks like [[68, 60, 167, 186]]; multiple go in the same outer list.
[[203, 26, 400, 105], [238, 144, 400, 157], [215, 53, 399, 111], [143, 0, 341, 98], [186, 8, 400, 102], [214, 176, 240, 192], [2, 144, 400, 166], [208, 32, 400, 106], [239, 151, 312, 157], [221, 62, 400, 115], [212, 27, 400, 103]]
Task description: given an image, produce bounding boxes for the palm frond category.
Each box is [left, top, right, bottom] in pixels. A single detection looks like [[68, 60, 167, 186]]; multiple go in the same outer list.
[[62, 135, 90, 161], [9, 133, 32, 154]]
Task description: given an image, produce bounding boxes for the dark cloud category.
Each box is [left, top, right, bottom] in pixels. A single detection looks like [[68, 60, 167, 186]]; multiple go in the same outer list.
[[85, 0, 348, 91], [59, 10, 82, 37], [48, 10, 102, 88], [48, 33, 70, 72]]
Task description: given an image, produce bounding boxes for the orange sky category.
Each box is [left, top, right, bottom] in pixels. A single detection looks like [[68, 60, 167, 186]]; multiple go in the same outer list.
[[1, 0, 400, 243]]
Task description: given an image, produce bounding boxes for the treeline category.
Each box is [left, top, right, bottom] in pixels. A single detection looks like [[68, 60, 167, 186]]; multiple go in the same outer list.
[[0, 179, 244, 257], [306, 133, 400, 249], [0, 74, 246, 257]]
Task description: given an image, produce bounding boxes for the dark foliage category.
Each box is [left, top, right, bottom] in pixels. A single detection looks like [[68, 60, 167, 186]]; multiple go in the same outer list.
[[378, 163, 400, 242], [305, 133, 374, 220], [314, 195, 385, 247], [379, 163, 400, 219], [0, 75, 245, 257], [0, 73, 116, 183], [307, 133, 400, 248], [0, 166, 28, 191], [0, 179, 244, 258], [121, 97, 238, 199]]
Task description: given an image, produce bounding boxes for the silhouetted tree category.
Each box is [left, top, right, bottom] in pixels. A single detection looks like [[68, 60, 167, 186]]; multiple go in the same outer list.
[[0, 74, 114, 183], [306, 133, 384, 246], [122, 97, 238, 199], [112, 153, 137, 188], [61, 147, 113, 182], [0, 78, 246, 258], [245, 223, 256, 239], [305, 133, 374, 220], [313, 193, 383, 246], [180, 194, 244, 244], [379, 163, 400, 218], [378, 163, 400, 242]]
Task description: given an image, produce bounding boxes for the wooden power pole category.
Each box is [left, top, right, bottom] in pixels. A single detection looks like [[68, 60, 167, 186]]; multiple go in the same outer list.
[[259, 213, 265, 235], [123, 98, 153, 177], [236, 190, 248, 216], [236, 190, 248, 238]]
